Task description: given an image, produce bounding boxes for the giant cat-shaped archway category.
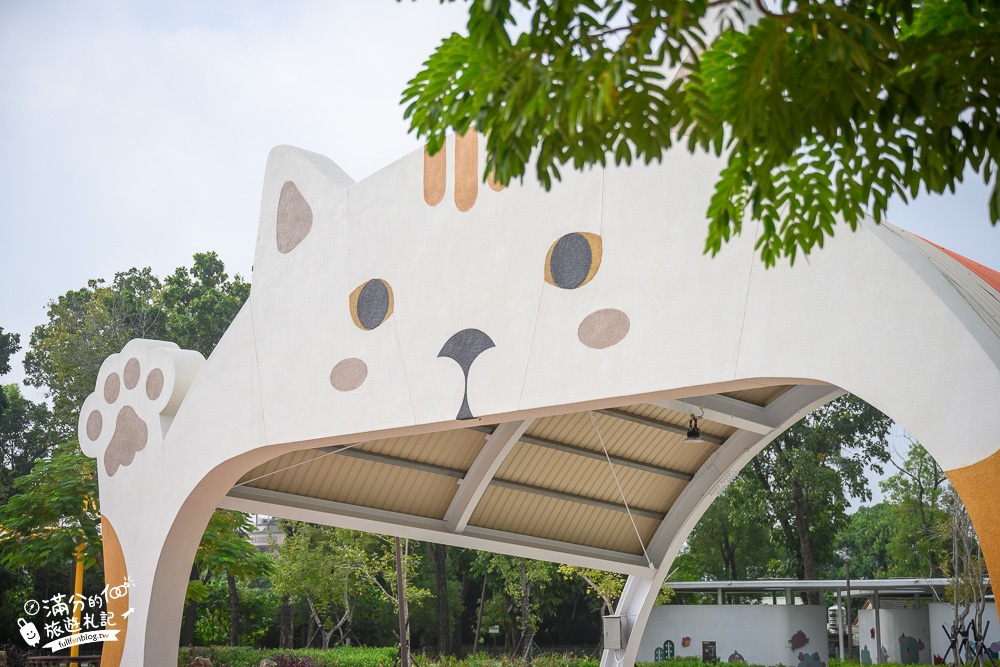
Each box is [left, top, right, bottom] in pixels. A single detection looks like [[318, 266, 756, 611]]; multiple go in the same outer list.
[[78, 133, 1000, 666]]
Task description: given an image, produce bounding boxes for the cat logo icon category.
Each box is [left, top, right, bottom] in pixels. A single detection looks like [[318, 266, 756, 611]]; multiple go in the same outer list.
[[18, 617, 40, 647]]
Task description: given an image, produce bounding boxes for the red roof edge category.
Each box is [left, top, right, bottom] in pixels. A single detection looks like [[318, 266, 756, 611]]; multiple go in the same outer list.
[[915, 235, 1000, 294]]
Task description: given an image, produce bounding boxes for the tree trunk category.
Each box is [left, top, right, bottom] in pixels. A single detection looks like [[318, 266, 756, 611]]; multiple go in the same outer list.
[[519, 561, 533, 661], [750, 457, 799, 571], [279, 594, 294, 648], [790, 478, 821, 605], [454, 569, 468, 654], [427, 542, 452, 656], [227, 571, 240, 646], [179, 562, 199, 646], [472, 576, 487, 652], [395, 537, 409, 667], [721, 533, 738, 580]]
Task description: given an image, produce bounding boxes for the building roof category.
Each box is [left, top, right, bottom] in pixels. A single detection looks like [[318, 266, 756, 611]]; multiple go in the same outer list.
[[665, 578, 990, 597]]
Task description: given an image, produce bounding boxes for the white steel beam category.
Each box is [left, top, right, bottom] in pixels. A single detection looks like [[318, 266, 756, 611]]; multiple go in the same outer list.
[[220, 484, 654, 577], [444, 419, 532, 533], [655, 394, 777, 435], [595, 408, 726, 445]]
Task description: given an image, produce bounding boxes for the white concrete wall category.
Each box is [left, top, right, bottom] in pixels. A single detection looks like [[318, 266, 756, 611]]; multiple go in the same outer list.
[[638, 605, 828, 666], [928, 602, 999, 663], [857, 608, 931, 664]]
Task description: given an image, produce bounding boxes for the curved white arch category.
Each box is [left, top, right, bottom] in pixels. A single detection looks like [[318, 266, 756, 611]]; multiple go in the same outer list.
[[600, 385, 845, 667], [77, 136, 1000, 666]]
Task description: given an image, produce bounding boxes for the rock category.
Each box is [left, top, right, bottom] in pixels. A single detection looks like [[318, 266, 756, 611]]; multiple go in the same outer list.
[[187, 658, 212, 667], [260, 660, 278, 667]]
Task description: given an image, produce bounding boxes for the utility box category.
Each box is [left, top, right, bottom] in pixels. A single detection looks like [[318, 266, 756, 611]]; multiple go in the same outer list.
[[603, 615, 624, 650]]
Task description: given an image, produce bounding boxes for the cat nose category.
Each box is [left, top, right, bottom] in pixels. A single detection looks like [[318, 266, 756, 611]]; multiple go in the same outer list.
[[438, 328, 495, 420]]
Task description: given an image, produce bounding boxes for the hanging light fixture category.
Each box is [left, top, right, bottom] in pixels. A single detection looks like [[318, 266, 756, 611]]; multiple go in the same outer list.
[[684, 415, 704, 444]]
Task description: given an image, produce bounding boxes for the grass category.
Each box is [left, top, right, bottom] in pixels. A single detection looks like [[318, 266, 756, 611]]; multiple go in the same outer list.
[[177, 648, 922, 667], [179, 645, 398, 667]]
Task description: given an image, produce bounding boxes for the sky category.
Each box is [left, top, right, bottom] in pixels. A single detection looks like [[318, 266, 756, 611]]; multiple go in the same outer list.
[[1, 1, 997, 499]]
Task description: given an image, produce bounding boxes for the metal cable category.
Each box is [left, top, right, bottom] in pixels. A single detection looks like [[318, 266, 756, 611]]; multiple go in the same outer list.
[[589, 411, 655, 570], [234, 441, 368, 487]]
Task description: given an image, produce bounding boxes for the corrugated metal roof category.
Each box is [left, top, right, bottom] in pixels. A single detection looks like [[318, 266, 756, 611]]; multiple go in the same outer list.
[[468, 485, 663, 555], [360, 428, 486, 471], [496, 441, 684, 514], [239, 449, 459, 519], [234, 387, 802, 554], [720, 385, 793, 407]]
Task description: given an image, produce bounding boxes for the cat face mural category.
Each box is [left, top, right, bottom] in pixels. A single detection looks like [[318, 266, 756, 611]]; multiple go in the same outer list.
[[249, 136, 658, 445]]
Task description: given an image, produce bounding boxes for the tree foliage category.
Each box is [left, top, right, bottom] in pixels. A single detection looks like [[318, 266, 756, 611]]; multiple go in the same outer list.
[[404, 0, 999, 265], [160, 252, 251, 358], [0, 383, 55, 504], [184, 510, 275, 646], [24, 268, 165, 435], [196, 511, 273, 583], [0, 326, 18, 376], [0, 440, 101, 571], [836, 502, 897, 579], [273, 523, 428, 649], [880, 440, 949, 576], [469, 552, 563, 659], [942, 489, 988, 633], [673, 490, 784, 583], [12, 253, 259, 647], [729, 394, 891, 594], [24, 252, 247, 434]]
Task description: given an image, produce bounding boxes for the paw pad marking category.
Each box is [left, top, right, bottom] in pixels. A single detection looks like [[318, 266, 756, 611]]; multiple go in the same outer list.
[[104, 374, 120, 403], [79, 339, 205, 476], [123, 358, 140, 389], [105, 406, 148, 476]]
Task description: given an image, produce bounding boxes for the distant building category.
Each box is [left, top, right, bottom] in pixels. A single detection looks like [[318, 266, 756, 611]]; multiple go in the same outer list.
[[248, 515, 284, 552], [656, 578, 996, 665]]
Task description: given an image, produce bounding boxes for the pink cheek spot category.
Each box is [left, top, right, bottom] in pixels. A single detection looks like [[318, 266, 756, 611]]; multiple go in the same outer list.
[[330, 358, 368, 392], [578, 309, 630, 349]]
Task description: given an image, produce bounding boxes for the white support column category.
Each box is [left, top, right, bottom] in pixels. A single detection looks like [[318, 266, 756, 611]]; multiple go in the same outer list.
[[837, 591, 845, 660], [443, 419, 532, 532], [601, 385, 845, 667], [874, 590, 883, 665]]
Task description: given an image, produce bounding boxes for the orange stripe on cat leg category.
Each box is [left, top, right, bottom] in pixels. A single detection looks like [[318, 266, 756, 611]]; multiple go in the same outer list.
[[423, 144, 446, 207], [455, 131, 479, 212], [946, 447, 1000, 584], [101, 515, 129, 667]]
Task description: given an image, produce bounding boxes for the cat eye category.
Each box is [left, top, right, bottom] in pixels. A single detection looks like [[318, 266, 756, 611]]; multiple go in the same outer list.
[[349, 279, 394, 330], [544, 232, 603, 289]]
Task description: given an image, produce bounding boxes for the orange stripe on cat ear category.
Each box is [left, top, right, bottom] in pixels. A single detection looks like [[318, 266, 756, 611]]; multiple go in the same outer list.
[[487, 170, 505, 192], [423, 143, 446, 207], [454, 130, 479, 212]]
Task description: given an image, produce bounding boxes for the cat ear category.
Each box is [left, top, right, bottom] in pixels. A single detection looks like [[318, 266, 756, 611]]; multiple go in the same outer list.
[[254, 145, 354, 266]]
